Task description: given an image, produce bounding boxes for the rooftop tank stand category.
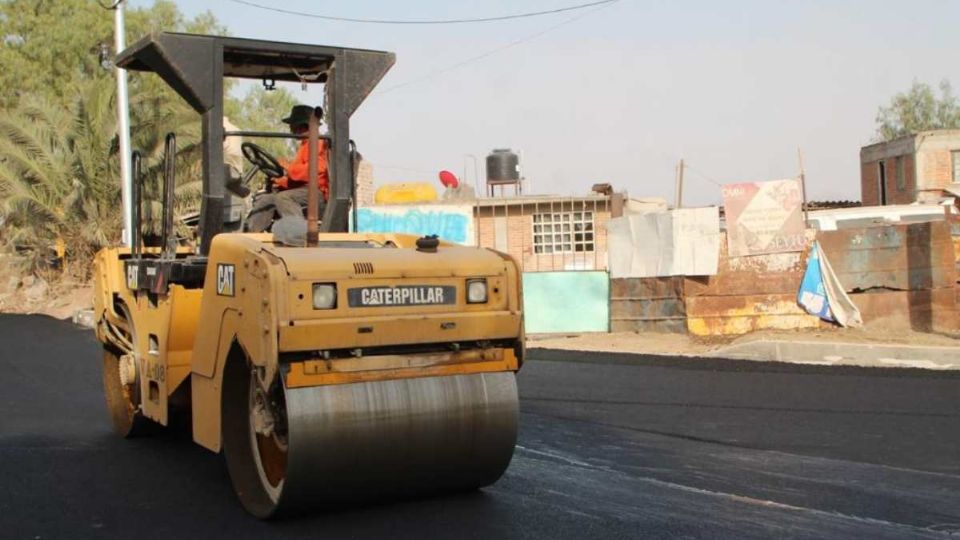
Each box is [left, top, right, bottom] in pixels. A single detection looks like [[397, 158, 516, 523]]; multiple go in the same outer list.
[[486, 148, 522, 198]]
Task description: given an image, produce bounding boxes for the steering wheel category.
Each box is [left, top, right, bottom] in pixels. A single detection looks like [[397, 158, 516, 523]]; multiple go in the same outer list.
[[241, 142, 285, 179]]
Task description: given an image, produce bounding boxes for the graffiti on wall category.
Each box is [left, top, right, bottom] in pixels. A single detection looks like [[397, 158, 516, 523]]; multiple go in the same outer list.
[[356, 205, 475, 245]]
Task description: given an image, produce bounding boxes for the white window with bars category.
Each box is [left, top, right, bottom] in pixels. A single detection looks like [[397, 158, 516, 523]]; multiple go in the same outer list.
[[532, 211, 595, 253]]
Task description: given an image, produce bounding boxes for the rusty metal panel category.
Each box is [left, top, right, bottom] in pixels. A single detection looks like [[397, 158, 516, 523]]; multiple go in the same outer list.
[[611, 276, 683, 298], [818, 221, 956, 291], [850, 288, 957, 333], [685, 231, 810, 297], [685, 294, 820, 336], [610, 277, 687, 333]]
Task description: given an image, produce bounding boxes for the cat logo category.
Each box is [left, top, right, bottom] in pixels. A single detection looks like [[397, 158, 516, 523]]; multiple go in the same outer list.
[[216, 264, 235, 296], [126, 264, 138, 290]]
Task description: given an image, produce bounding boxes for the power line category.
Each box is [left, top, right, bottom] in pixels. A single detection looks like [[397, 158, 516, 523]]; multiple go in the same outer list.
[[683, 161, 724, 187], [373, 2, 617, 97], [226, 0, 619, 25]]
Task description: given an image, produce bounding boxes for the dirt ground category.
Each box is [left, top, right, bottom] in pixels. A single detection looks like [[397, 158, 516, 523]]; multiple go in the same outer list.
[[0, 253, 93, 320], [529, 324, 960, 357], [0, 279, 93, 320]]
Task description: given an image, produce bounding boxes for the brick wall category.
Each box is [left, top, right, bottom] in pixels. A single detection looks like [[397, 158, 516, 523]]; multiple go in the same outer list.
[[861, 161, 879, 205], [888, 154, 916, 204], [903, 154, 917, 201], [860, 154, 916, 205], [919, 148, 954, 189]]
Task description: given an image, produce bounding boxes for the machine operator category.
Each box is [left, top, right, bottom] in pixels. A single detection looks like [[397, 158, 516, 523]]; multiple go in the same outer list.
[[245, 104, 329, 232]]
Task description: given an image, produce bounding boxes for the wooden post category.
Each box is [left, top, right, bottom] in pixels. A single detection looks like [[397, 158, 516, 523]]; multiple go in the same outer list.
[[798, 147, 809, 226], [306, 107, 320, 247], [674, 158, 684, 209]]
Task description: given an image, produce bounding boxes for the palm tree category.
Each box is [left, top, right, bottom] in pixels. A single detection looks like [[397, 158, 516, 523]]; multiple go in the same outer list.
[[0, 77, 120, 272], [129, 86, 203, 241], [0, 76, 204, 274]]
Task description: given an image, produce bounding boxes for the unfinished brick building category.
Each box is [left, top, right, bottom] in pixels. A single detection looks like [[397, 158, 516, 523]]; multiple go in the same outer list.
[[860, 130, 960, 205]]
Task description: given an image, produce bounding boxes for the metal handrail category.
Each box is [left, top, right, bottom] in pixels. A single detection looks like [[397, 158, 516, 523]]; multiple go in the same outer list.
[[161, 133, 177, 259], [130, 150, 142, 258]]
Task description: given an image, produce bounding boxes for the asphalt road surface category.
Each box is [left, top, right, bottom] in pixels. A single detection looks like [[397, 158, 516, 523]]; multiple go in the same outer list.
[[2, 314, 959, 539]]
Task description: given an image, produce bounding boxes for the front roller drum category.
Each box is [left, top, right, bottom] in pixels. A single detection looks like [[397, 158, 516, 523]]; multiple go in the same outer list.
[[222, 359, 519, 518]]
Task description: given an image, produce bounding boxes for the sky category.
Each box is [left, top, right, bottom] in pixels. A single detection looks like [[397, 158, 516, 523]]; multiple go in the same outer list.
[[128, 0, 960, 207]]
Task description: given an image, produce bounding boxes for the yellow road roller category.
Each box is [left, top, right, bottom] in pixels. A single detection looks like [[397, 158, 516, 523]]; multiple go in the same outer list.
[[92, 32, 523, 518]]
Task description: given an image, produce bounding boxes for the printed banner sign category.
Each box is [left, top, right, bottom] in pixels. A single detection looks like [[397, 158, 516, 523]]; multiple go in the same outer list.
[[722, 179, 805, 257]]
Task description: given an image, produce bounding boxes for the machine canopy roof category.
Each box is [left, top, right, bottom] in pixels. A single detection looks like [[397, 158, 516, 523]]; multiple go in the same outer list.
[[116, 32, 395, 113]]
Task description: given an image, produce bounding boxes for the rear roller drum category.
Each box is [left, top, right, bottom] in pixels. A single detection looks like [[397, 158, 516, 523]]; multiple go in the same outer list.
[[101, 346, 148, 437], [222, 356, 519, 518]]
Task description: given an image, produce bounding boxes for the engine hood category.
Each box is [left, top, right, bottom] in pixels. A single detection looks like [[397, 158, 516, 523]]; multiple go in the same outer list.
[[261, 244, 512, 281]]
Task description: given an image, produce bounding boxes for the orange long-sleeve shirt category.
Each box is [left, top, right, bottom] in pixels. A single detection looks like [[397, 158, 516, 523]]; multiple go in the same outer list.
[[275, 139, 329, 199]]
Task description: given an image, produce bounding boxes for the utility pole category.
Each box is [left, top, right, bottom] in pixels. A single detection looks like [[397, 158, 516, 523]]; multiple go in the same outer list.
[[797, 147, 809, 225], [674, 158, 684, 209], [112, 0, 133, 247]]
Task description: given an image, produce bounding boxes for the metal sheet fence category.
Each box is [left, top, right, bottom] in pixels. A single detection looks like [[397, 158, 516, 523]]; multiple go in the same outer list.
[[818, 221, 956, 291], [612, 221, 957, 336], [610, 277, 687, 333]]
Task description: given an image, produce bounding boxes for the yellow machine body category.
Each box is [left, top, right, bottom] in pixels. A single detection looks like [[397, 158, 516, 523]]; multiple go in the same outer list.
[[95, 234, 523, 517], [94, 232, 523, 451]]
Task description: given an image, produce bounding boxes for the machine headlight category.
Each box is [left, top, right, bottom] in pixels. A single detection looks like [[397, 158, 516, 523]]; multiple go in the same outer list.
[[312, 283, 337, 309], [466, 278, 488, 304]]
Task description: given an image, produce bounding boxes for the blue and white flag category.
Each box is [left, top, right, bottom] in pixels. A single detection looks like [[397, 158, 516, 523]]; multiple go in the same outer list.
[[797, 241, 862, 327], [798, 243, 833, 321]]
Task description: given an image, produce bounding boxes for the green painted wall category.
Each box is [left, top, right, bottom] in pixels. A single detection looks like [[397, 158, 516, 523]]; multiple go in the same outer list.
[[522, 271, 609, 334]]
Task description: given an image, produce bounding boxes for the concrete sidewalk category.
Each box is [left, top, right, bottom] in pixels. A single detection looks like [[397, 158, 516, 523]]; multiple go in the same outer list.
[[705, 339, 960, 370], [529, 329, 960, 370]]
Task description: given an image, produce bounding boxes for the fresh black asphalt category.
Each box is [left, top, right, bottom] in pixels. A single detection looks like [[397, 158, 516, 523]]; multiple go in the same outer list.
[[1, 314, 958, 539]]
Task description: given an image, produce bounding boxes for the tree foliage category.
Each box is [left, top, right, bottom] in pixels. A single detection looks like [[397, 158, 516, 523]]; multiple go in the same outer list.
[[875, 79, 960, 142], [0, 78, 120, 272], [227, 85, 301, 159], [0, 0, 226, 109], [0, 0, 281, 272]]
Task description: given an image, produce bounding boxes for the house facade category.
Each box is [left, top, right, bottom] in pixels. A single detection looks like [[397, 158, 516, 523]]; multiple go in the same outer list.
[[474, 195, 614, 272]]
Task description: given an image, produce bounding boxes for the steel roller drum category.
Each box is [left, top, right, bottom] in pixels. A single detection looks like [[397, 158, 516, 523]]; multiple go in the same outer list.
[[226, 370, 519, 518]]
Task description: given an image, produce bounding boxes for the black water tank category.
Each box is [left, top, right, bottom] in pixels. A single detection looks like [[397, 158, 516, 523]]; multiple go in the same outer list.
[[486, 148, 520, 184]]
